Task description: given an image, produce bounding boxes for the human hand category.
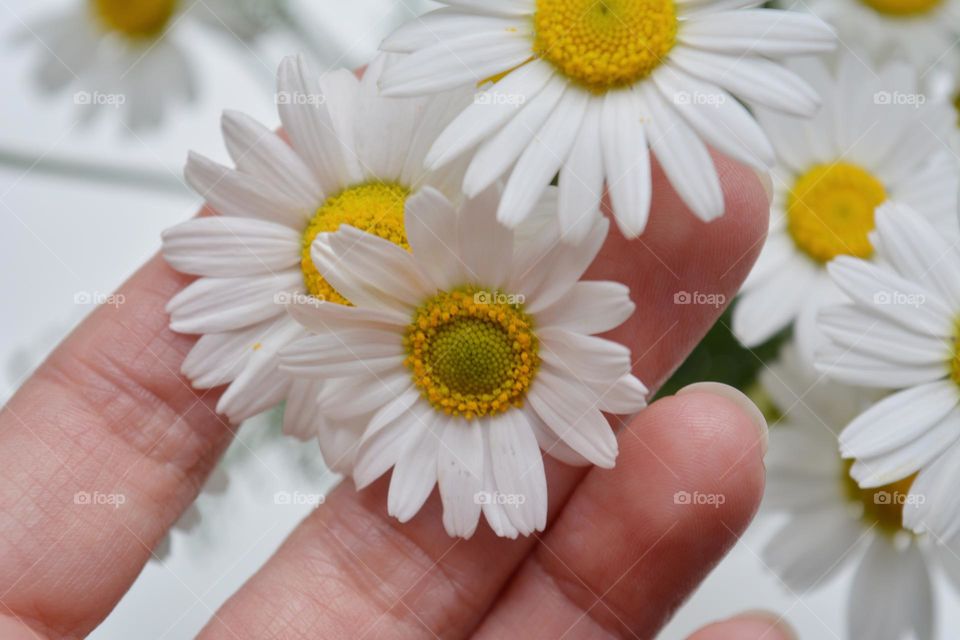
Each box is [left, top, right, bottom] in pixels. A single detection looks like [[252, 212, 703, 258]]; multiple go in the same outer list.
[[0, 153, 788, 639]]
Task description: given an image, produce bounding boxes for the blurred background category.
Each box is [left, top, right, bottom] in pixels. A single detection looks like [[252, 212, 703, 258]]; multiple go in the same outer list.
[[2, 0, 958, 637]]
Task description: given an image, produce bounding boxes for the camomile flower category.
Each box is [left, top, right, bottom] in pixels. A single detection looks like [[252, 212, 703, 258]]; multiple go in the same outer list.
[[161, 53, 469, 438], [278, 186, 648, 538], [21, 0, 281, 129], [792, 0, 960, 73], [733, 52, 957, 355], [377, 0, 835, 242], [815, 204, 960, 542], [762, 345, 958, 640]]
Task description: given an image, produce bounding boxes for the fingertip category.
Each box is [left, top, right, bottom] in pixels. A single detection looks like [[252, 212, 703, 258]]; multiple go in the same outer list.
[[688, 611, 796, 640]]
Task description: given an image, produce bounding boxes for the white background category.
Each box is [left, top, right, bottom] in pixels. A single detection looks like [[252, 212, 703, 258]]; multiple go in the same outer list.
[[1, 1, 958, 638]]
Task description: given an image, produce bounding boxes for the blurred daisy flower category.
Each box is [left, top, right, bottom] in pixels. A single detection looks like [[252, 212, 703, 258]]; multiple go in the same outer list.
[[733, 52, 957, 354], [762, 345, 960, 640], [278, 186, 648, 539], [816, 204, 960, 542], [794, 0, 960, 72], [20, 0, 286, 129], [377, 0, 834, 241], [162, 53, 470, 434]]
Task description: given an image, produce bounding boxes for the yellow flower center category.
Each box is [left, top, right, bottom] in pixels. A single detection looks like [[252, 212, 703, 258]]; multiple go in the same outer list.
[[532, 0, 677, 93], [842, 461, 917, 535], [787, 163, 887, 264], [404, 287, 540, 420], [860, 0, 943, 16], [301, 183, 409, 304], [91, 0, 178, 38]]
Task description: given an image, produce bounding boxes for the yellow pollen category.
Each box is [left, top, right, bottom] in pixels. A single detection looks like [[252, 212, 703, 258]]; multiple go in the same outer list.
[[860, 0, 943, 16], [91, 0, 178, 38], [532, 0, 677, 93], [404, 287, 540, 420], [842, 461, 916, 535], [301, 183, 410, 305], [787, 163, 887, 264]]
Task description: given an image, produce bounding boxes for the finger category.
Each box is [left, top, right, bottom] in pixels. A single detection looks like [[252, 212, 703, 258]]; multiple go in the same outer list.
[[199, 155, 768, 639], [0, 254, 233, 637], [688, 612, 796, 640], [472, 385, 767, 639]]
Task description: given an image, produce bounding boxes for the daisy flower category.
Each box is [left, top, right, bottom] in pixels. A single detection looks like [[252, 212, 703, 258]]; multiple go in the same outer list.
[[733, 52, 957, 354], [762, 345, 957, 640], [278, 186, 648, 538], [793, 0, 960, 73], [21, 0, 280, 129], [377, 0, 835, 241], [815, 204, 960, 542], [161, 53, 469, 438]]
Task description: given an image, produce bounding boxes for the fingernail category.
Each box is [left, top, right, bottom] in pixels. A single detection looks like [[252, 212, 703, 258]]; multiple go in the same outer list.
[[676, 382, 768, 455], [753, 168, 774, 206], [738, 611, 797, 640]]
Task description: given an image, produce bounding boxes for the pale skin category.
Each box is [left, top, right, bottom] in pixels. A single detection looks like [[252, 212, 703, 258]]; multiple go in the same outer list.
[[0, 151, 794, 639]]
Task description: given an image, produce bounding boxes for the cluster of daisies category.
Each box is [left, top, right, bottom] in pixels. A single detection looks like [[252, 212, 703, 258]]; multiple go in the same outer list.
[[159, 0, 960, 635], [736, 1, 960, 638], [161, 0, 837, 541]]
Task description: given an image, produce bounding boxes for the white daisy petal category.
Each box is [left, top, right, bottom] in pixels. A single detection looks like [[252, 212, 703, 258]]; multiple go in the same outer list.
[[388, 410, 442, 522], [850, 406, 960, 488], [381, 8, 528, 53], [463, 75, 567, 198], [459, 185, 514, 288], [405, 187, 465, 290], [427, 61, 555, 172], [638, 83, 723, 222], [528, 371, 618, 468], [848, 538, 932, 640], [379, 32, 534, 98], [353, 391, 425, 489], [480, 429, 521, 539], [679, 10, 836, 56], [558, 99, 604, 243], [184, 152, 310, 229], [278, 330, 405, 378], [221, 109, 322, 205], [283, 379, 324, 441], [498, 88, 589, 228], [438, 418, 485, 539], [167, 271, 301, 334], [525, 405, 591, 467], [162, 216, 301, 277], [535, 281, 635, 336], [600, 90, 651, 238], [489, 410, 548, 534], [840, 381, 960, 459]]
